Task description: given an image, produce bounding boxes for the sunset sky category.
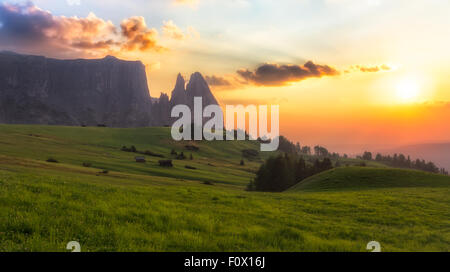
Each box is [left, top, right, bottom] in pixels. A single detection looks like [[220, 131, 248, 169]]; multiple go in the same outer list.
[[1, 0, 450, 153]]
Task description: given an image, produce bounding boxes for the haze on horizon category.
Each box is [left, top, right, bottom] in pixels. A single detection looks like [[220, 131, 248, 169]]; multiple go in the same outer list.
[[1, 0, 450, 154]]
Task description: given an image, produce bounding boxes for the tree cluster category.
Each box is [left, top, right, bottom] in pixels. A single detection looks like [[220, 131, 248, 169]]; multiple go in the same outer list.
[[360, 151, 448, 175], [248, 154, 333, 192]]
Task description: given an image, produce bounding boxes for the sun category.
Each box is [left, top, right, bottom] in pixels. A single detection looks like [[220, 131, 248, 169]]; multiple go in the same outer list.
[[396, 78, 420, 102]]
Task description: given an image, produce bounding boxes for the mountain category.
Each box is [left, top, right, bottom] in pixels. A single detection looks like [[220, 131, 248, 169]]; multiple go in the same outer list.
[[151, 93, 171, 126], [169, 73, 188, 106], [0, 52, 152, 127], [184, 72, 219, 108], [151, 71, 220, 126], [0, 52, 220, 127]]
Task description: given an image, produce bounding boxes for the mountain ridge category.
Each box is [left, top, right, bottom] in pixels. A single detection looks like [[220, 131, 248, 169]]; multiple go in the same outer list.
[[0, 52, 219, 127]]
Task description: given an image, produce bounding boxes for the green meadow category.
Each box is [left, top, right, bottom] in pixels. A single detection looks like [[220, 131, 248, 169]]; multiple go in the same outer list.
[[0, 124, 449, 251]]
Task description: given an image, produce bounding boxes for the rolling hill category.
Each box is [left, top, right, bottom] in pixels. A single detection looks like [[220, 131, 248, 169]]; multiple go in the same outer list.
[[289, 167, 450, 192], [0, 124, 449, 251]]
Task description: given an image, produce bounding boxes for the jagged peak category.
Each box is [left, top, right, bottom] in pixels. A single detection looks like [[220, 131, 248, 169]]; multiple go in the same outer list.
[[187, 71, 209, 92], [185, 71, 218, 105], [189, 71, 205, 82], [175, 73, 186, 89], [170, 73, 188, 104]]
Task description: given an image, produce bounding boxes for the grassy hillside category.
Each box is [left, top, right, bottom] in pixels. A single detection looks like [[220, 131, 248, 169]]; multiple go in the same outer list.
[[0, 124, 271, 186], [289, 167, 450, 191], [0, 125, 449, 251]]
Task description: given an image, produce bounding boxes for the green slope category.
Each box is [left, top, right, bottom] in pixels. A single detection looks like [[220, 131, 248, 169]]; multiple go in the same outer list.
[[0, 124, 273, 186], [1, 125, 449, 251], [289, 167, 450, 192]]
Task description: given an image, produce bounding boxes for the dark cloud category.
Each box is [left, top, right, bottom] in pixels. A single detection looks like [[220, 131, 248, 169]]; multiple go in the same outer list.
[[71, 40, 119, 50], [205, 75, 231, 86], [0, 2, 164, 57], [237, 61, 339, 86], [0, 2, 55, 45]]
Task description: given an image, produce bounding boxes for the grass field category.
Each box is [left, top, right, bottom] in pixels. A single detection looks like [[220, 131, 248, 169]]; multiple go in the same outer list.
[[0, 124, 449, 251]]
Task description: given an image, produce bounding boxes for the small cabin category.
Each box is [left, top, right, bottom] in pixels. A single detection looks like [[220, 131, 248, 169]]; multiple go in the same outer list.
[[135, 156, 146, 163]]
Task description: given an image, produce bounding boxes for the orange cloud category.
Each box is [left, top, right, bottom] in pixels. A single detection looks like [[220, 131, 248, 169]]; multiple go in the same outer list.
[[120, 17, 163, 51], [162, 20, 186, 40], [354, 64, 392, 72], [162, 20, 199, 40]]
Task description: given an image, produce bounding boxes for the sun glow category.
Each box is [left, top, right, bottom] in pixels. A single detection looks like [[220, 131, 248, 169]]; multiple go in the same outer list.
[[396, 78, 420, 102]]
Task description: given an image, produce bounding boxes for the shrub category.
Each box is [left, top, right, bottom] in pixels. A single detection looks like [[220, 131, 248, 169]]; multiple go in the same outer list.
[[171, 149, 177, 156], [130, 145, 137, 153], [138, 150, 164, 158], [240, 159, 245, 166], [242, 149, 260, 161], [121, 145, 138, 153], [176, 152, 186, 160], [362, 151, 373, 161], [159, 160, 173, 167]]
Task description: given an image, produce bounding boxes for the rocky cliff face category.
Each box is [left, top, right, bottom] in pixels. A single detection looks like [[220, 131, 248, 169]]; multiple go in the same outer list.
[[152, 72, 220, 126], [170, 73, 188, 107], [151, 92, 171, 126], [184, 72, 219, 109], [0, 51, 220, 127], [0, 52, 152, 127]]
